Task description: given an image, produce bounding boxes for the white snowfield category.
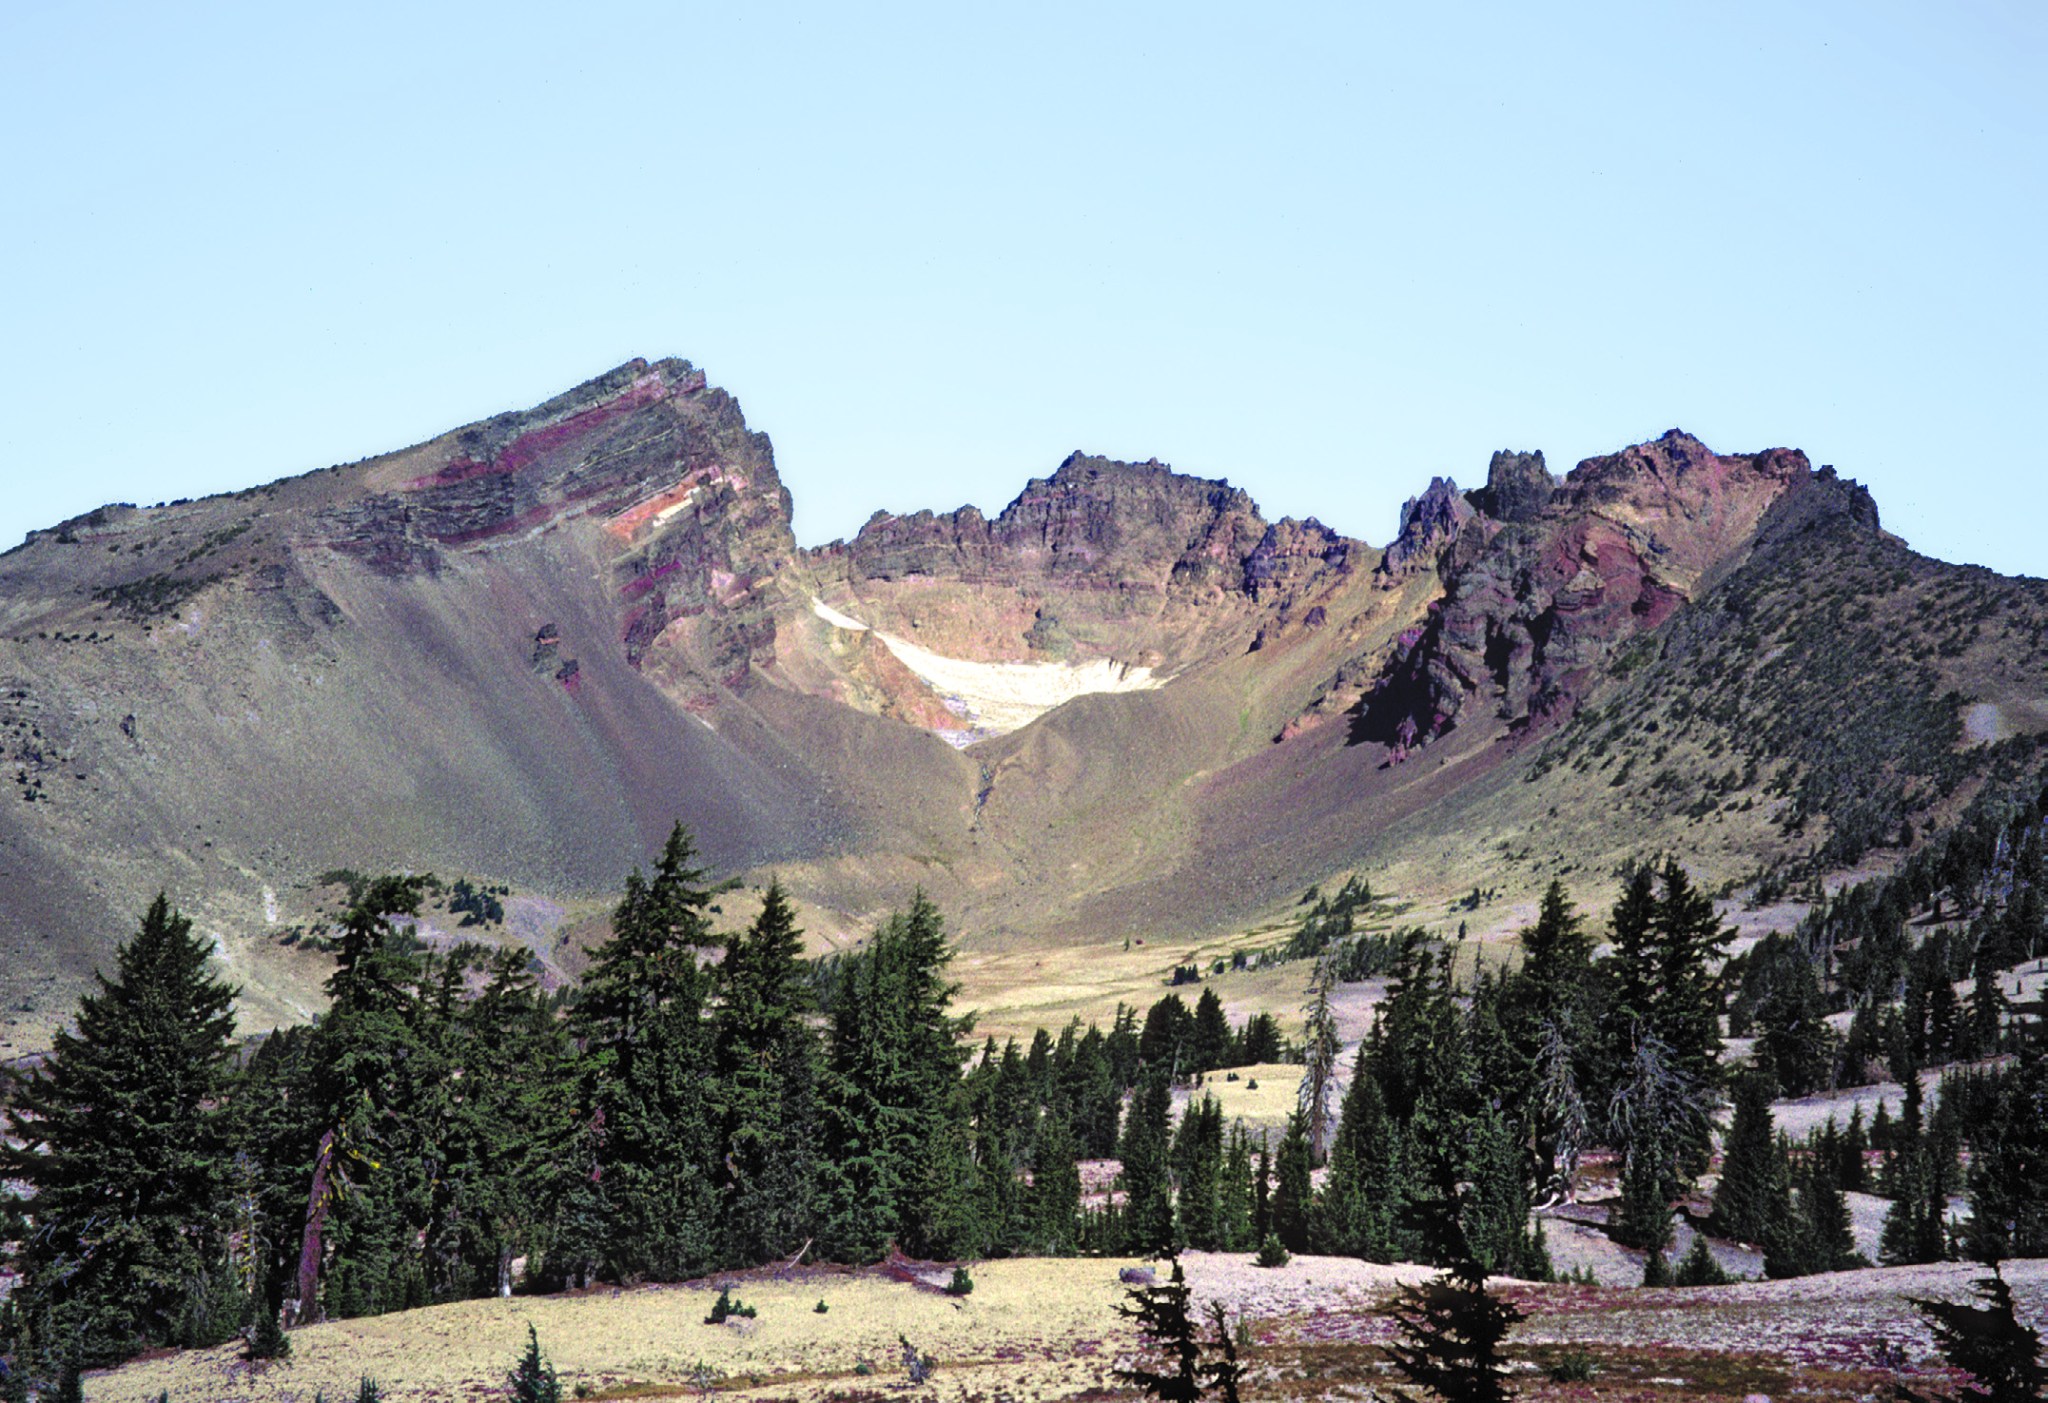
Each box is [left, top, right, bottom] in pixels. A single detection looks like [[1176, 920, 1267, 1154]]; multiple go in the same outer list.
[[810, 597, 1166, 740]]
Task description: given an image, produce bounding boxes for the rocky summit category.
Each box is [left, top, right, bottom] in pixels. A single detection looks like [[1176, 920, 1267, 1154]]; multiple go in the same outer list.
[[0, 358, 2043, 1053]]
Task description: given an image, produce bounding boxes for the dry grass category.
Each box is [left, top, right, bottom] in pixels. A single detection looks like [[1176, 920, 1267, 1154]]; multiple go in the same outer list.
[[90, 1254, 2047, 1403]]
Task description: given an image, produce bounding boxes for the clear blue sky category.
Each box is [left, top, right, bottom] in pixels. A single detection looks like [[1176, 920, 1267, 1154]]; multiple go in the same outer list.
[[3, 2, 2043, 575]]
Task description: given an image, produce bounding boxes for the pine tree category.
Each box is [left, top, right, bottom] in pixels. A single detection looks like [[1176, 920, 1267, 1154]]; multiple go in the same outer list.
[[1900, 1269, 2048, 1403], [1298, 960, 1342, 1167], [1461, 1108, 1539, 1279], [1028, 1107, 1082, 1255], [1271, 1111, 1314, 1254], [1190, 988, 1233, 1075], [1216, 1125, 1254, 1253], [713, 881, 823, 1266], [814, 892, 973, 1261], [1120, 1073, 1177, 1256], [1711, 1071, 1785, 1245], [1382, 1225, 1525, 1403], [453, 948, 578, 1297], [1174, 1096, 1225, 1251], [1964, 966, 2009, 1060], [1114, 1254, 1204, 1403], [1880, 1072, 1949, 1266], [1673, 1235, 1732, 1286], [3, 895, 239, 1372], [508, 1323, 563, 1403], [1317, 1057, 1398, 1261], [570, 827, 721, 1281], [1964, 1017, 2048, 1260]]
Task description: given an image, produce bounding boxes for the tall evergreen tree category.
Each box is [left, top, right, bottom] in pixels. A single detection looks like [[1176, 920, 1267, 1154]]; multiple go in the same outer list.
[[1711, 1071, 1785, 1245], [1174, 1096, 1225, 1251], [1271, 1111, 1314, 1254], [1316, 1053, 1398, 1262], [3, 895, 239, 1374], [820, 892, 974, 1261], [1190, 989, 1233, 1076], [1298, 959, 1343, 1166], [1120, 1073, 1177, 1256], [568, 826, 720, 1281], [713, 881, 823, 1266]]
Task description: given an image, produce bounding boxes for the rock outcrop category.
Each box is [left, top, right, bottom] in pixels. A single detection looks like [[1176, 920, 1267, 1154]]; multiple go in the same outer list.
[[1354, 430, 1819, 755]]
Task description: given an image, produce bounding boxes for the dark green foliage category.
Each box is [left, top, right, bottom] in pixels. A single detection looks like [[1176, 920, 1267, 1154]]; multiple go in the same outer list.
[[509, 1323, 563, 1403], [1712, 1071, 1786, 1244], [1236, 1013, 1284, 1066], [1672, 1236, 1732, 1286], [244, 1288, 291, 1361], [1140, 995, 1194, 1079], [1546, 1348, 1597, 1383], [1190, 988, 1233, 1075], [1174, 1095, 1226, 1250], [946, 1266, 974, 1296], [1881, 1071, 1951, 1267], [1766, 1135, 1863, 1278], [1120, 1073, 1177, 1255], [713, 881, 822, 1266], [1210, 1124, 1252, 1253], [1899, 1270, 2048, 1403], [353, 1378, 385, 1403], [1731, 934, 1837, 1096], [704, 1287, 756, 1324], [819, 891, 977, 1262], [1270, 1111, 1314, 1254], [1283, 875, 1375, 962], [569, 826, 721, 1282], [1964, 1034, 2048, 1261], [2, 894, 239, 1373], [1115, 1255, 1204, 1403], [1254, 1233, 1290, 1268], [1383, 1244, 1525, 1403]]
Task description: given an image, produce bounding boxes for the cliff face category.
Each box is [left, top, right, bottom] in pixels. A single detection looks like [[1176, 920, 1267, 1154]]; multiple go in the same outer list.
[[1353, 430, 1816, 754], [309, 358, 799, 683], [807, 453, 1357, 672]]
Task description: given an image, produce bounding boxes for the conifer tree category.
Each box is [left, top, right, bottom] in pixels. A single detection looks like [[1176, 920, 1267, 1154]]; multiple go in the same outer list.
[[1711, 1071, 1785, 1245], [508, 1323, 563, 1403], [1028, 1106, 1082, 1255], [713, 881, 823, 1266], [3, 895, 239, 1372], [1120, 1072, 1177, 1255], [1174, 1096, 1225, 1251], [1298, 959, 1343, 1166], [1899, 1269, 2047, 1403], [1963, 1005, 2048, 1261], [1462, 1108, 1541, 1279], [453, 948, 578, 1297], [1880, 1071, 1949, 1266], [1216, 1125, 1254, 1253], [570, 827, 720, 1281], [1316, 1058, 1398, 1262], [820, 892, 976, 1260], [1114, 1254, 1203, 1403], [1190, 988, 1233, 1075], [1271, 1111, 1314, 1254], [1382, 1206, 1525, 1403]]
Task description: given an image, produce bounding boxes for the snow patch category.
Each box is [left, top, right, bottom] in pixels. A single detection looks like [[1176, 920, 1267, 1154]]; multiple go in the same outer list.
[[809, 598, 1167, 738], [262, 886, 279, 925]]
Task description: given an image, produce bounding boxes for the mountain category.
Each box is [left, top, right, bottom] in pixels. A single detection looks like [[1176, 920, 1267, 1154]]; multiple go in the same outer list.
[[0, 358, 2042, 1054]]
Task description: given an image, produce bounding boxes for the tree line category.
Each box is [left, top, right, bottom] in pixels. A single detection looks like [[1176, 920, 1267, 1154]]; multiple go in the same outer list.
[[0, 826, 1292, 1390]]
